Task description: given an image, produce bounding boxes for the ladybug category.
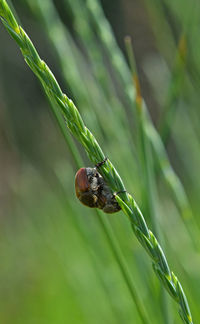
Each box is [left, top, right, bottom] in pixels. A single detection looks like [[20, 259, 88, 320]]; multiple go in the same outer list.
[[75, 161, 121, 214]]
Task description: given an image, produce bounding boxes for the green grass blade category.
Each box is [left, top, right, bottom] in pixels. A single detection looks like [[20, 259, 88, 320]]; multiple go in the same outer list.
[[0, 1, 193, 323]]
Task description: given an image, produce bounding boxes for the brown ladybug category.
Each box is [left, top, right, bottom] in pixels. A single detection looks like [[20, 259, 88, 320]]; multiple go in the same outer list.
[[75, 163, 121, 214]]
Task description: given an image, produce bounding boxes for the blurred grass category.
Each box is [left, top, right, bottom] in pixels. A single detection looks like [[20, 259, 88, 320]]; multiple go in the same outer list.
[[0, 0, 200, 323]]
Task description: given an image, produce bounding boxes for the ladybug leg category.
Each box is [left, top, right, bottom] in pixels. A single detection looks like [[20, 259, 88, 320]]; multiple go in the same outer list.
[[95, 157, 108, 169], [115, 190, 126, 195], [102, 200, 121, 213]]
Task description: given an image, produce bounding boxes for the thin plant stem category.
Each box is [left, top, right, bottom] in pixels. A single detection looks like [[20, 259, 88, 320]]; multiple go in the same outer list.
[[125, 36, 172, 324], [158, 35, 187, 144], [124, 32, 199, 250], [96, 212, 150, 324]]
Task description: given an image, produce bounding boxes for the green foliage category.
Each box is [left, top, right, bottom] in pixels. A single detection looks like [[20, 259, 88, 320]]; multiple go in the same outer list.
[[0, 0, 199, 323]]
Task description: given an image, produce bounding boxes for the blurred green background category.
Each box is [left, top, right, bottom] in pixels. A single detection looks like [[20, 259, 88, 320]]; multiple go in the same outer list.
[[0, 0, 200, 323]]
